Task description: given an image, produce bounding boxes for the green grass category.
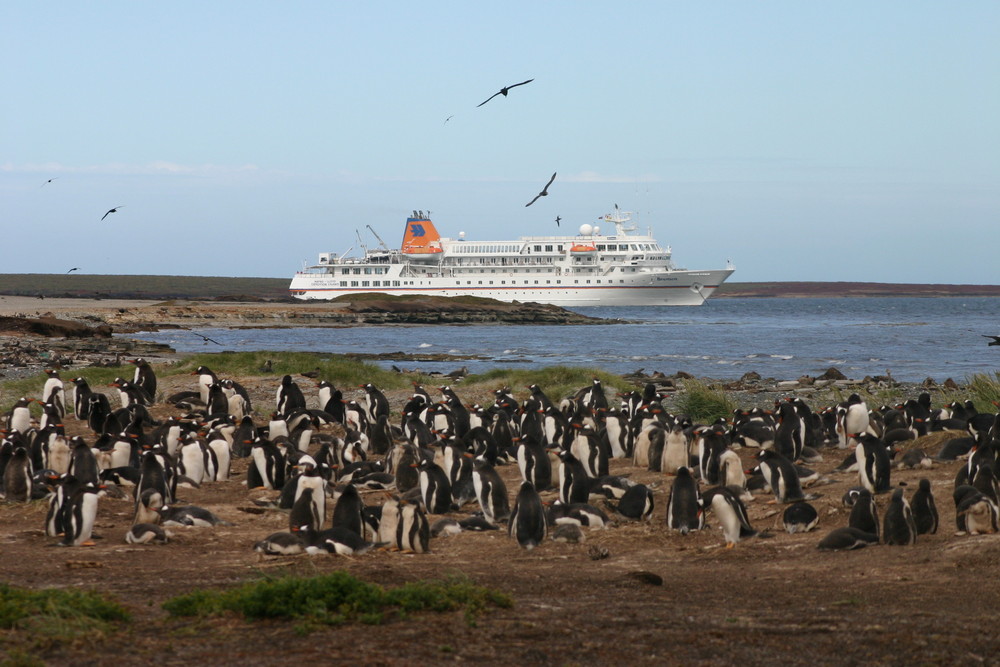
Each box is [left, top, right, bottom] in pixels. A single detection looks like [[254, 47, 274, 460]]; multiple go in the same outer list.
[[162, 572, 512, 629], [0, 584, 130, 646], [463, 366, 624, 405], [673, 378, 736, 422], [0, 366, 132, 415], [967, 371, 1000, 412]]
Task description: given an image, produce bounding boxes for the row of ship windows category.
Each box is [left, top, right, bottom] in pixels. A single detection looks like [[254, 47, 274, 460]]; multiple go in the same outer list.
[[340, 279, 628, 287], [339, 267, 390, 275], [453, 243, 660, 254]]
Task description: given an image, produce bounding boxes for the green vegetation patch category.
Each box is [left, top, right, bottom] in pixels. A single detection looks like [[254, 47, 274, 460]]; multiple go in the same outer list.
[[967, 371, 1000, 413], [0, 584, 130, 643], [466, 365, 623, 404], [162, 572, 511, 628], [673, 378, 736, 422]]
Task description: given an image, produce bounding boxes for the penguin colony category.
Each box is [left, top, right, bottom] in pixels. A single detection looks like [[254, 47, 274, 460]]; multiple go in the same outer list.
[[2, 363, 999, 560]]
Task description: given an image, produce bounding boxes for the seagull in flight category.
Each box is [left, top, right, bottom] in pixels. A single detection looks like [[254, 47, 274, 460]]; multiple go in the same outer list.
[[555, 216, 562, 227], [525, 172, 557, 207], [41, 177, 58, 187], [984, 335, 1000, 347], [444, 115, 454, 125], [101, 206, 124, 221], [192, 331, 223, 346], [66, 267, 80, 273], [477, 79, 534, 107]]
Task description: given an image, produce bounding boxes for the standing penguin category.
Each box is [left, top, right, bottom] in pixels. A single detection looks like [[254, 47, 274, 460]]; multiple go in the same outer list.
[[415, 458, 453, 514], [472, 456, 510, 526], [855, 433, 891, 494], [849, 488, 880, 539], [757, 449, 812, 503], [70, 378, 93, 421], [396, 498, 430, 553], [704, 486, 756, 548], [42, 369, 65, 419], [67, 436, 100, 486], [131, 358, 157, 404], [509, 481, 546, 549], [331, 484, 365, 537], [317, 381, 345, 423], [910, 478, 938, 535], [247, 438, 286, 490], [193, 365, 218, 404], [61, 483, 101, 546], [276, 375, 307, 418], [666, 467, 703, 535], [556, 450, 591, 505], [7, 397, 34, 434], [516, 434, 552, 491], [2, 446, 33, 502], [883, 488, 917, 545], [361, 383, 390, 424]]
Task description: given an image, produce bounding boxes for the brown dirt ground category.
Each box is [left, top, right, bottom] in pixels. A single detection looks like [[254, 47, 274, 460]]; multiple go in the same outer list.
[[3, 374, 1000, 666]]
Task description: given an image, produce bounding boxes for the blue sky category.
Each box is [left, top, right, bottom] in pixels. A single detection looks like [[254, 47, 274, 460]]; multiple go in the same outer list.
[[3, 2, 998, 283]]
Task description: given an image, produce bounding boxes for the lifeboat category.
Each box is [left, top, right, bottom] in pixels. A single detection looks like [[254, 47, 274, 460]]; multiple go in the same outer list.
[[570, 244, 598, 254]]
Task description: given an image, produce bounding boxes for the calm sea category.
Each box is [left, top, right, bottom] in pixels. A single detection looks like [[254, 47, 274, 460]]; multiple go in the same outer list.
[[121, 297, 1000, 383]]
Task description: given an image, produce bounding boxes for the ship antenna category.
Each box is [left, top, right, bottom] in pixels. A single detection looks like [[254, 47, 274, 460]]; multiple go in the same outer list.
[[355, 229, 369, 253]]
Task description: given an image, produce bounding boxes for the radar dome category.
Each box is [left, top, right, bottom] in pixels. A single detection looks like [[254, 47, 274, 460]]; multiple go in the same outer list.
[[593, 226, 600, 236], [579, 223, 594, 236], [459, 231, 466, 240]]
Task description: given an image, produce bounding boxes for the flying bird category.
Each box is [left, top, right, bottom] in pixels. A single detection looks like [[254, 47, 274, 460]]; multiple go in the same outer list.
[[477, 79, 534, 107], [444, 115, 454, 125], [192, 331, 223, 346], [525, 172, 557, 207], [555, 216, 562, 227], [41, 177, 58, 187], [984, 335, 1000, 347], [101, 206, 124, 221], [66, 267, 80, 273]]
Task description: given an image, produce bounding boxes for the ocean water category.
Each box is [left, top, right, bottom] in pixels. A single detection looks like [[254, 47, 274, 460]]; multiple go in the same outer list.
[[121, 297, 1000, 383]]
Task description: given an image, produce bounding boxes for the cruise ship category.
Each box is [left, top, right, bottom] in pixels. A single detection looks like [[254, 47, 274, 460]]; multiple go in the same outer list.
[[289, 207, 734, 306]]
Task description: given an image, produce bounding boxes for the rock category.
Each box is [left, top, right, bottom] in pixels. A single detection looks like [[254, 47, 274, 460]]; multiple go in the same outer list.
[[817, 367, 846, 381]]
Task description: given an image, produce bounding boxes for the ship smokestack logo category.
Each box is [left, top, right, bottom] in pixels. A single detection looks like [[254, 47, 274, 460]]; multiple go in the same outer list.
[[409, 224, 426, 237]]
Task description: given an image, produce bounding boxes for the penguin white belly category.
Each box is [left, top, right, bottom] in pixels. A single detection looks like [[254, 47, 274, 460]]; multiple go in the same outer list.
[[47, 438, 72, 474], [110, 442, 132, 469], [10, 408, 32, 433], [208, 439, 231, 481], [661, 434, 688, 474], [228, 395, 245, 421], [73, 494, 99, 546], [180, 443, 206, 484]]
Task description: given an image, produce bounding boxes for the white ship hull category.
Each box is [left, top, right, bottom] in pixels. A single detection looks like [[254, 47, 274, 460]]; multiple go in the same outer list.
[[289, 269, 733, 306], [289, 208, 734, 307]]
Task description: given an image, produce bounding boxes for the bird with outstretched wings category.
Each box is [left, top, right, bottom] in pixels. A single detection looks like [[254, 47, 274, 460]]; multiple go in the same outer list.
[[101, 206, 124, 221], [525, 172, 557, 207], [477, 79, 534, 107]]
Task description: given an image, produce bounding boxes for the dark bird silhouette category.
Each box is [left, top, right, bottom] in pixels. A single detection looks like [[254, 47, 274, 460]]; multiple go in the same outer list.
[[555, 216, 562, 227], [101, 206, 124, 221], [477, 79, 534, 107], [67, 267, 80, 273], [444, 115, 454, 125], [525, 172, 557, 207], [41, 177, 58, 187], [191, 331, 222, 346], [985, 335, 1000, 347]]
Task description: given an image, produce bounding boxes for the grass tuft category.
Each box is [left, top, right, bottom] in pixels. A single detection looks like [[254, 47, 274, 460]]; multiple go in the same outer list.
[[673, 379, 736, 422], [0, 584, 130, 645], [162, 572, 511, 629], [967, 371, 1000, 412]]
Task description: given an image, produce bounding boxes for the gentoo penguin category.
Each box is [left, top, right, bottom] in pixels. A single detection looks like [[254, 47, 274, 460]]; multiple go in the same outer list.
[[955, 486, 999, 535], [157, 504, 232, 527], [378, 494, 401, 545], [369, 415, 394, 456], [131, 358, 157, 404], [7, 397, 33, 433], [547, 501, 609, 529], [660, 423, 689, 474], [666, 466, 703, 535], [125, 523, 168, 545], [317, 381, 345, 423], [782, 502, 819, 534], [605, 483, 654, 521], [193, 365, 218, 404], [45, 472, 81, 537], [472, 456, 510, 525], [361, 383, 391, 424], [556, 450, 591, 505], [515, 434, 552, 491], [849, 488, 880, 539], [276, 375, 307, 418], [837, 394, 870, 449], [247, 438, 285, 490], [60, 483, 101, 546], [509, 481, 546, 549], [415, 458, 453, 514], [855, 434, 891, 494], [254, 531, 306, 555], [299, 525, 373, 556], [331, 484, 365, 537], [910, 478, 938, 535], [2, 446, 33, 502], [430, 518, 463, 538], [756, 449, 813, 503], [817, 527, 879, 551], [134, 488, 164, 525], [883, 488, 917, 545], [704, 487, 756, 548], [67, 436, 100, 486], [289, 486, 324, 533], [396, 498, 430, 553], [70, 377, 93, 421], [42, 369, 65, 419], [551, 523, 585, 543]]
